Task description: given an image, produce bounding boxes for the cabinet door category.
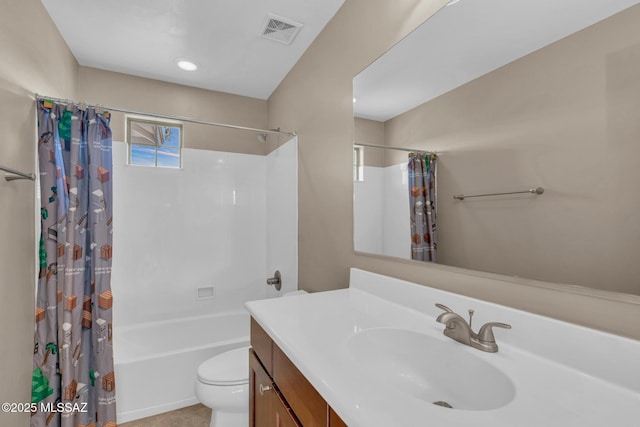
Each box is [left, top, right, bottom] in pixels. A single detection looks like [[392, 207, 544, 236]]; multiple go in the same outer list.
[[250, 349, 274, 427], [250, 349, 301, 427]]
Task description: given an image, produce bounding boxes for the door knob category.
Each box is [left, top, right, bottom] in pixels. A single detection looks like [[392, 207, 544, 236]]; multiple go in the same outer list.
[[259, 383, 273, 395]]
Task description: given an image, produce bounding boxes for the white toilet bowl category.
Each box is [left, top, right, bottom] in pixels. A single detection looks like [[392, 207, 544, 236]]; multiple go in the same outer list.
[[195, 290, 308, 427], [195, 346, 250, 427]]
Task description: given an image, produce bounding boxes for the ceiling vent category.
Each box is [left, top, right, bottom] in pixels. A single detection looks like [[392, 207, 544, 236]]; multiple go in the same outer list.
[[261, 14, 303, 45]]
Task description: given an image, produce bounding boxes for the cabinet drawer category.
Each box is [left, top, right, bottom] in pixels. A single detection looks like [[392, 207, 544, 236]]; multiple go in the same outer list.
[[273, 344, 327, 427], [251, 318, 273, 375]]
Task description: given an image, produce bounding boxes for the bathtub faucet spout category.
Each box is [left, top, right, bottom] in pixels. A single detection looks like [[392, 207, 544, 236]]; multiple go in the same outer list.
[[266, 271, 282, 291]]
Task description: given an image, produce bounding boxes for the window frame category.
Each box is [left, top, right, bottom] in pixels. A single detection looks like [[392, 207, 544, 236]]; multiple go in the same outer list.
[[353, 145, 364, 182], [126, 116, 184, 168]]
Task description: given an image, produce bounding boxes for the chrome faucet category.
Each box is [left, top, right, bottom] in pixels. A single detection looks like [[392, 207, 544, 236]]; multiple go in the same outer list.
[[435, 303, 511, 353]]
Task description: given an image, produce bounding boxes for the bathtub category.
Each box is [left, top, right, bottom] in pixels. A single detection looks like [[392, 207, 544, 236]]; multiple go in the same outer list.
[[114, 310, 249, 423]]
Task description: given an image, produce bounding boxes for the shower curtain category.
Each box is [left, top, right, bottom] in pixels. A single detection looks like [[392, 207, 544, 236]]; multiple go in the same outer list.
[[32, 100, 116, 427], [408, 152, 437, 262]]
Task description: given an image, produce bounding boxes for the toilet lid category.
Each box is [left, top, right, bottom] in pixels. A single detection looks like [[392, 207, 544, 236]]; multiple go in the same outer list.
[[197, 347, 250, 386]]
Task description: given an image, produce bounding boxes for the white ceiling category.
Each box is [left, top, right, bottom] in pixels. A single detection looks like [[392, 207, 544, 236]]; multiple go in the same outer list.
[[41, 0, 345, 100], [353, 0, 640, 122]]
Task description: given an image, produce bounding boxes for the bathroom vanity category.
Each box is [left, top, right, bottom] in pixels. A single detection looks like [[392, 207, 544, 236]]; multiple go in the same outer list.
[[249, 318, 346, 427], [246, 269, 640, 427]]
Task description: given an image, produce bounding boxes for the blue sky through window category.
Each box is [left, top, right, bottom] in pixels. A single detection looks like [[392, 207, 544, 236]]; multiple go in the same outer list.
[[129, 121, 182, 168], [162, 126, 180, 148], [157, 147, 180, 168]]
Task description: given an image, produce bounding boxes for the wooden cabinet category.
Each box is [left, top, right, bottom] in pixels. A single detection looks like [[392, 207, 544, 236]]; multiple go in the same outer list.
[[329, 408, 347, 427], [250, 349, 300, 427], [250, 318, 347, 427]]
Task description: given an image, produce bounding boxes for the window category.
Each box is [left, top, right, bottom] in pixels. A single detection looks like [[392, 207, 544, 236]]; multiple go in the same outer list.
[[127, 117, 183, 168], [353, 145, 364, 181]]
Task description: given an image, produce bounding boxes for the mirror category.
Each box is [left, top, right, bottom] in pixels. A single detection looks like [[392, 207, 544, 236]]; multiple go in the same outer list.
[[353, 0, 640, 296]]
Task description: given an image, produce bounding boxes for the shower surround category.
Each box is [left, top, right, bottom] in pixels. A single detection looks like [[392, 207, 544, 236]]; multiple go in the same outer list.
[[354, 163, 410, 258], [110, 138, 298, 422]]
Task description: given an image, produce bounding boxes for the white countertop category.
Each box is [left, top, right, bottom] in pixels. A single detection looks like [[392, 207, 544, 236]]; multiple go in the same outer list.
[[245, 269, 640, 427]]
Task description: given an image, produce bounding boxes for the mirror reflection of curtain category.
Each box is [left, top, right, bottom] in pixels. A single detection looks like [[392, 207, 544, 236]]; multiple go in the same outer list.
[[33, 100, 117, 426], [408, 152, 437, 261]]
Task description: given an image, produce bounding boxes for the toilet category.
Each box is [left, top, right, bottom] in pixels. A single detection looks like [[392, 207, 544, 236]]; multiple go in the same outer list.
[[195, 346, 250, 427], [195, 290, 307, 427]]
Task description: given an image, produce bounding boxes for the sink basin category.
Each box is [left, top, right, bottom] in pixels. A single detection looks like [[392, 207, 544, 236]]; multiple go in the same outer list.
[[347, 328, 515, 410]]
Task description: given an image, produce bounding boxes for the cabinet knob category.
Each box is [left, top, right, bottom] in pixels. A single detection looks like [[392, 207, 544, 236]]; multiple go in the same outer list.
[[259, 383, 273, 396]]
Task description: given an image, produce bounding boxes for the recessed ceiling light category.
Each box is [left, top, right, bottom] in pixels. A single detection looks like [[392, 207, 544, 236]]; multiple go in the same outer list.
[[177, 59, 198, 71], [447, 0, 461, 5], [353, 97, 357, 103]]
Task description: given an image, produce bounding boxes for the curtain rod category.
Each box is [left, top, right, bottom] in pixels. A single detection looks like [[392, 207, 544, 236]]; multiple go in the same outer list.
[[356, 143, 435, 154], [35, 94, 296, 137]]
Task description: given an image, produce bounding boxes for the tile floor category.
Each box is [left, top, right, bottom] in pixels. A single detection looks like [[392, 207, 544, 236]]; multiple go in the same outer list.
[[120, 404, 211, 427]]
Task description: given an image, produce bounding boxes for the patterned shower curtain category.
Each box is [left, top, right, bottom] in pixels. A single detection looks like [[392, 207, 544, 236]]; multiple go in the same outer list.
[[32, 100, 116, 427], [408, 152, 437, 262]]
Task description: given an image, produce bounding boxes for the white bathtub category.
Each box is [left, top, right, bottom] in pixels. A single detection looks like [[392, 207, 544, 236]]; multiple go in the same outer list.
[[114, 310, 249, 423]]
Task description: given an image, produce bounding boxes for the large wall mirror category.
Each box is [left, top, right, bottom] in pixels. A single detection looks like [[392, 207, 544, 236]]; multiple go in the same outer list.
[[353, 0, 640, 297]]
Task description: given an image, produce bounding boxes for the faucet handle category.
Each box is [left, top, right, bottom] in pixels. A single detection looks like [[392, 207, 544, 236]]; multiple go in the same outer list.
[[435, 303, 453, 313], [477, 322, 512, 343]]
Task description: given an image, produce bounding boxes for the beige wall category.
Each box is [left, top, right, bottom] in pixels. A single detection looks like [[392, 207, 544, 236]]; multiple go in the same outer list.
[[383, 5, 640, 296], [78, 67, 268, 155], [0, 1, 79, 426], [267, 0, 444, 294], [353, 117, 385, 167], [268, 0, 640, 340], [2, 8, 639, 426], [0, 5, 268, 425]]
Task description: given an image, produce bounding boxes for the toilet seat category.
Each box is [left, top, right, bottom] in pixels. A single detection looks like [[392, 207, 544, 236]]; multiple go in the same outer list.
[[197, 347, 249, 386]]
